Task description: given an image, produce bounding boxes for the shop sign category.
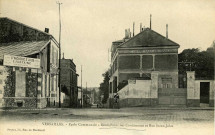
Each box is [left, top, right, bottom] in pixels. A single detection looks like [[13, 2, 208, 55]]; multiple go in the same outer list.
[[3, 55, 40, 69]]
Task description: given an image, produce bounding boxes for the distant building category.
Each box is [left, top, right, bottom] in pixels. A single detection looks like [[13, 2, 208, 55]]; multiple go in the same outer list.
[[77, 86, 82, 107], [60, 57, 79, 107], [83, 89, 92, 107], [0, 17, 60, 108]]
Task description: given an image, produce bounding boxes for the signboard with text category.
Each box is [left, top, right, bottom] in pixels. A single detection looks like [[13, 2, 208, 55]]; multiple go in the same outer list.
[[3, 55, 40, 69]]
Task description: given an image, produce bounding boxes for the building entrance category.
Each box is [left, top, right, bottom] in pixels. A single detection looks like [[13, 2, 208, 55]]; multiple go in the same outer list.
[[200, 82, 210, 104]]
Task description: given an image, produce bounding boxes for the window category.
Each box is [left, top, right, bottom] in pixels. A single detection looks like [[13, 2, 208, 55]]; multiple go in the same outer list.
[[162, 78, 172, 88]]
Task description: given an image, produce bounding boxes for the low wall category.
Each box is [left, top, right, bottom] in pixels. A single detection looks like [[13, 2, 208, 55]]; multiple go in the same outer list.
[[3, 97, 37, 108], [187, 71, 214, 107], [118, 79, 157, 107]]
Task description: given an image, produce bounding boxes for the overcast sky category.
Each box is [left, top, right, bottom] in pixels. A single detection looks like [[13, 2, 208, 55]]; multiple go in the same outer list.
[[1, 0, 215, 87]]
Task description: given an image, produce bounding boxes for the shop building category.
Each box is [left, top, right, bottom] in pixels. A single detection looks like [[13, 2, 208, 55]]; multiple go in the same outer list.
[[0, 17, 60, 108]]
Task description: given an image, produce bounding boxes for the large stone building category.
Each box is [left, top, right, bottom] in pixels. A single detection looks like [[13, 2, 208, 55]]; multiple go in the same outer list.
[[60, 57, 79, 107], [109, 27, 179, 107], [109, 26, 215, 107], [0, 17, 60, 108]]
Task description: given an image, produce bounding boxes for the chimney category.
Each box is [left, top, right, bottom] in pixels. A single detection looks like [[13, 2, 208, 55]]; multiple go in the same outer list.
[[166, 24, 168, 38], [133, 22, 135, 37], [142, 26, 145, 31], [150, 14, 152, 29], [129, 29, 131, 38], [125, 29, 128, 38], [62, 53, 65, 59], [128, 28, 131, 38], [45, 28, 49, 33], [140, 23, 142, 32]]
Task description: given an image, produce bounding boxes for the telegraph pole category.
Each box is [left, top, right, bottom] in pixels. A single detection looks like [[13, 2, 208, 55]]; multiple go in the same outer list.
[[57, 1, 62, 108], [81, 65, 83, 108]]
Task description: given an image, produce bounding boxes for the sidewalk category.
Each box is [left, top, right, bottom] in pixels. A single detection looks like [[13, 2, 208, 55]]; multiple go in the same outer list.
[[0, 105, 214, 112], [122, 106, 214, 110], [0, 107, 61, 112]]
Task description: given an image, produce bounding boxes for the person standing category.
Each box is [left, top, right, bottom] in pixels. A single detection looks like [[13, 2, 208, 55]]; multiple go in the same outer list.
[[113, 93, 120, 109]]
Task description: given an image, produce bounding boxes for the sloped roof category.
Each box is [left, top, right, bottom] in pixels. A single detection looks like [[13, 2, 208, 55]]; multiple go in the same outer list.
[[0, 40, 50, 59], [118, 28, 179, 48], [0, 17, 60, 47], [113, 39, 124, 43], [0, 17, 51, 36]]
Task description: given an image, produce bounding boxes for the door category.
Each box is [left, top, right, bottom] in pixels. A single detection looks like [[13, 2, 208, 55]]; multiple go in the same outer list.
[[200, 82, 210, 104]]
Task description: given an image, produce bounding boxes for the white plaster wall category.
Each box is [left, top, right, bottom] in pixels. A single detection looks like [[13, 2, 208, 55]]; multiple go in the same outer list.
[[128, 80, 151, 98], [193, 81, 200, 99], [210, 81, 215, 100], [118, 79, 152, 99], [118, 85, 129, 99], [151, 72, 159, 98], [187, 72, 196, 99]]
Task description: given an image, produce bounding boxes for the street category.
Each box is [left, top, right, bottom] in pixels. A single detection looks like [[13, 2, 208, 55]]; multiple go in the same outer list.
[[0, 107, 214, 135]]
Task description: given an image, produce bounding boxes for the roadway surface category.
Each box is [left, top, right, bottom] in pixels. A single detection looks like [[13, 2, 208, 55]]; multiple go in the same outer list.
[[0, 107, 214, 135]]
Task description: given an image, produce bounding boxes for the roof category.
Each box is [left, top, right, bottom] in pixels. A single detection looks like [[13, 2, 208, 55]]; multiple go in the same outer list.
[[0, 17, 51, 36], [0, 40, 50, 59], [0, 17, 60, 47], [112, 39, 124, 43], [118, 28, 179, 48]]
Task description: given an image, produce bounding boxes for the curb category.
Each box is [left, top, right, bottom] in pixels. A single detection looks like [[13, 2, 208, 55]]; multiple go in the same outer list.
[[121, 107, 214, 110], [0, 107, 214, 112], [0, 107, 77, 111]]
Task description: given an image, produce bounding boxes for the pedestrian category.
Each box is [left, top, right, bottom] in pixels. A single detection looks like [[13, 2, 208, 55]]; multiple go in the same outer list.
[[113, 93, 120, 109]]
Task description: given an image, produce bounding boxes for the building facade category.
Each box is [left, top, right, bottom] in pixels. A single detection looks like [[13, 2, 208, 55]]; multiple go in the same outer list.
[[0, 17, 60, 108], [109, 27, 214, 108], [109, 27, 180, 107], [60, 58, 78, 107]]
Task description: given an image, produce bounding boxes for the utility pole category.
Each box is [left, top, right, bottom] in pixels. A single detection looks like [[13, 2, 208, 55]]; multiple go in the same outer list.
[[150, 14, 152, 29], [86, 82, 87, 91], [57, 1, 62, 108], [133, 22, 135, 37], [81, 65, 83, 108], [108, 48, 110, 62]]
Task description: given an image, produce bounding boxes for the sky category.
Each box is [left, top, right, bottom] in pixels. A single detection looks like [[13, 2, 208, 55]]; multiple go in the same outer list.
[[1, 0, 215, 87]]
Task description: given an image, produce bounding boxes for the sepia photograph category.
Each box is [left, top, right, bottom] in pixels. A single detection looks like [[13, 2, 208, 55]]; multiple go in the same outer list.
[[0, 0, 214, 135]]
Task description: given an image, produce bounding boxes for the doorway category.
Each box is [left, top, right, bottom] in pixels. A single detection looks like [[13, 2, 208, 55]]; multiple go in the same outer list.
[[200, 82, 210, 104]]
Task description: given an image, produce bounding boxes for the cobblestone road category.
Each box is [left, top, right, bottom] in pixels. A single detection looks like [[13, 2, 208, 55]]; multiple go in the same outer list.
[[0, 108, 214, 135]]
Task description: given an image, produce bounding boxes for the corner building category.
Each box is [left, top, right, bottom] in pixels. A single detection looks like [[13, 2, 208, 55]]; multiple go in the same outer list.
[[0, 18, 60, 108], [109, 28, 180, 107]]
